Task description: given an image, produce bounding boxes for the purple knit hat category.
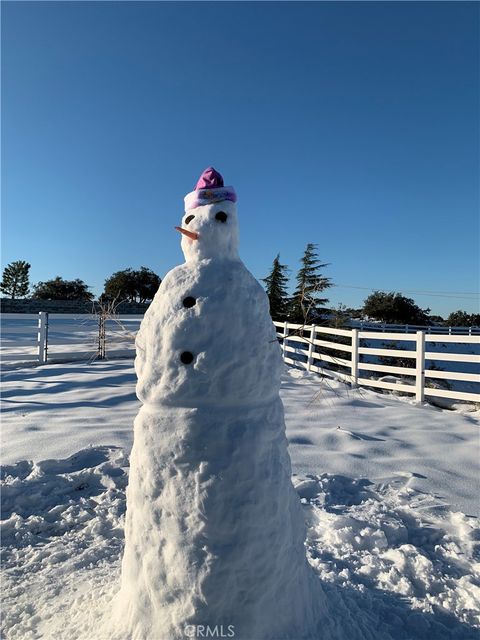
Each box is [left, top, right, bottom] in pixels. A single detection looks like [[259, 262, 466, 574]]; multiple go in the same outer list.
[[184, 167, 237, 211]]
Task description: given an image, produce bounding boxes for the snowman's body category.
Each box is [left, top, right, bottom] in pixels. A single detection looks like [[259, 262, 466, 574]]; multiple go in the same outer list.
[[114, 175, 327, 640], [135, 259, 280, 408]]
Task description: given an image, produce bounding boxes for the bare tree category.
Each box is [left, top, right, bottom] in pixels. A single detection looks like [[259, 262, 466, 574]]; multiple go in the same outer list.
[[91, 295, 137, 361]]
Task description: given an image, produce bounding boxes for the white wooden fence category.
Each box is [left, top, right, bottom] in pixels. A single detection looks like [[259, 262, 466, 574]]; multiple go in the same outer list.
[[274, 321, 480, 404], [349, 321, 480, 336], [5, 313, 480, 405]]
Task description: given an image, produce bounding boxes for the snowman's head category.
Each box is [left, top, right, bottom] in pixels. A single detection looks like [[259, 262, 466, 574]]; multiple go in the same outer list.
[[176, 167, 239, 262], [177, 200, 239, 262]]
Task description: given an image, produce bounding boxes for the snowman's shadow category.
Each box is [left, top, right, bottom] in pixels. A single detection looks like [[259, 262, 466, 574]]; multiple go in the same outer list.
[[1, 365, 137, 412]]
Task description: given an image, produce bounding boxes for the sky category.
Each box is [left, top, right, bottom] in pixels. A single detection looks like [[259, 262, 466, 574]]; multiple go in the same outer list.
[[1, 1, 479, 317]]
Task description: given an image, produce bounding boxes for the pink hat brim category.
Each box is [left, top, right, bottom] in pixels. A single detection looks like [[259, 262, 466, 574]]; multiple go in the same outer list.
[[184, 186, 237, 211]]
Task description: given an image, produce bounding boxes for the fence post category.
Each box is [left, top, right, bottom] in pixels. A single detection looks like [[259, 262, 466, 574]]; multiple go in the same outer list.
[[415, 330, 425, 402], [351, 328, 359, 387], [37, 311, 48, 364], [283, 321, 288, 362], [307, 325, 316, 372]]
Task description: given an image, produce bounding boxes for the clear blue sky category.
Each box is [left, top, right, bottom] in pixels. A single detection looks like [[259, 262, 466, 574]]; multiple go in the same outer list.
[[2, 1, 478, 316]]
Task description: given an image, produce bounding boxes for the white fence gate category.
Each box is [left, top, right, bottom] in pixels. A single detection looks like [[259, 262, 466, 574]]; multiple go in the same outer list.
[[274, 321, 480, 405]]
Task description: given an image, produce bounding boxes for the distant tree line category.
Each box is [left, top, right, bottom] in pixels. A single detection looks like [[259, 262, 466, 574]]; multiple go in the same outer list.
[[33, 277, 95, 301], [0, 261, 162, 304], [360, 293, 479, 327], [102, 268, 161, 304], [261, 249, 479, 327], [362, 291, 430, 325], [1, 257, 477, 327]]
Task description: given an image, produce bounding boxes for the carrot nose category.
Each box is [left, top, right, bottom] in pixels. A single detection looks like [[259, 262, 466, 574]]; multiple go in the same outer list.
[[175, 226, 199, 241]]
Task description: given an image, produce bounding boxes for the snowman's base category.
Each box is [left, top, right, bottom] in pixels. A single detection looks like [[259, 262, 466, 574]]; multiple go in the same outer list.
[[111, 400, 329, 640]]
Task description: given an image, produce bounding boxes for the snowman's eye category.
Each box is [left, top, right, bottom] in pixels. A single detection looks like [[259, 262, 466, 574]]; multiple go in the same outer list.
[[215, 211, 228, 223], [185, 215, 195, 225]]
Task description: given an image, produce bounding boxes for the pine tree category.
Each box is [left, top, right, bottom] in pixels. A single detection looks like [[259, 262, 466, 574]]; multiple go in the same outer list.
[[288, 244, 332, 324], [0, 260, 31, 299], [262, 254, 289, 320]]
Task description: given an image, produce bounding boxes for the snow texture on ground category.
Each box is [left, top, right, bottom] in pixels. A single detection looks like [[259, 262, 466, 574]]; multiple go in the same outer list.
[[1, 363, 479, 639]]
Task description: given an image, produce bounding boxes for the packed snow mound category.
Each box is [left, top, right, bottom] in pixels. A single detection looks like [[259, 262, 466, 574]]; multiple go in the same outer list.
[[135, 259, 282, 406], [1, 446, 479, 640], [114, 401, 327, 640], [1, 447, 128, 640], [296, 474, 480, 634]]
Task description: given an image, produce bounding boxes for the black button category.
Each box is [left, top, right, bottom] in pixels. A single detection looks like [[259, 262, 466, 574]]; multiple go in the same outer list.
[[183, 296, 196, 308], [185, 214, 195, 225], [180, 351, 194, 365]]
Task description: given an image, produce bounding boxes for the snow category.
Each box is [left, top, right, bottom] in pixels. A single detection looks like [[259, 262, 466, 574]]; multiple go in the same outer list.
[[134, 259, 281, 407], [283, 369, 479, 518], [1, 361, 137, 464], [114, 401, 326, 640], [2, 362, 479, 639], [111, 191, 326, 639], [178, 200, 239, 263]]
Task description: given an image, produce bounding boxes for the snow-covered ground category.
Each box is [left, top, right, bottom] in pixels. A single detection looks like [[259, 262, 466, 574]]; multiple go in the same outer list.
[[1, 314, 140, 367], [1, 361, 479, 639]]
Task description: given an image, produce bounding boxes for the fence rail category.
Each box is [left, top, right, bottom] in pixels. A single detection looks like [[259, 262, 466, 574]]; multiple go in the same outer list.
[[349, 321, 480, 336], [274, 321, 480, 405]]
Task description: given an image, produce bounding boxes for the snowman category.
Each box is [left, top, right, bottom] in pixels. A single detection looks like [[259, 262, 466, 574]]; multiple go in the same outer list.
[[112, 168, 328, 640]]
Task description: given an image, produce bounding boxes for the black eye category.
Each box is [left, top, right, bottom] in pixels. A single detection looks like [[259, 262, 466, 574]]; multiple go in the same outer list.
[[215, 211, 228, 223], [185, 215, 195, 225]]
